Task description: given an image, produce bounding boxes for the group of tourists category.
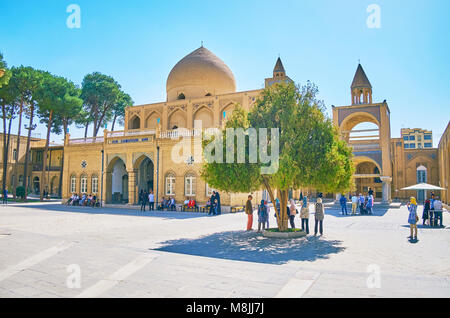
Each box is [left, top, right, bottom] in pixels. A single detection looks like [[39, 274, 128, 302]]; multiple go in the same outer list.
[[138, 190, 156, 211], [341, 190, 374, 216], [421, 193, 444, 228], [67, 193, 99, 207], [245, 193, 326, 236], [206, 191, 221, 216]]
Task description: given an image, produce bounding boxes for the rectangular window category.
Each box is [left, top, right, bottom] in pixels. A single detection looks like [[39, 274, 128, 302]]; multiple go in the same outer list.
[[80, 176, 87, 193], [403, 136, 409, 141], [185, 176, 196, 197], [70, 176, 76, 193], [166, 176, 176, 195], [409, 144, 416, 149], [92, 176, 98, 194], [404, 144, 409, 149], [409, 136, 415, 141], [424, 134, 432, 140], [424, 143, 432, 148]]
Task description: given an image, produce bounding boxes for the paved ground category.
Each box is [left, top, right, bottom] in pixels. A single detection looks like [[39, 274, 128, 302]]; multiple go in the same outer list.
[[0, 201, 449, 298]]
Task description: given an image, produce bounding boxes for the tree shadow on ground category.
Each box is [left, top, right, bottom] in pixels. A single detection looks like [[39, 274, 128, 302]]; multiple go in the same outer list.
[[153, 230, 345, 265], [9, 203, 206, 220]]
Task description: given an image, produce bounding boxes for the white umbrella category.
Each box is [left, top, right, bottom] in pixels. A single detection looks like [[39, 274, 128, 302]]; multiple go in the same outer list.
[[401, 183, 447, 191]]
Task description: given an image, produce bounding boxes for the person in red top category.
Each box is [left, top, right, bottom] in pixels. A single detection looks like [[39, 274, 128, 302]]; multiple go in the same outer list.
[[188, 199, 196, 208]]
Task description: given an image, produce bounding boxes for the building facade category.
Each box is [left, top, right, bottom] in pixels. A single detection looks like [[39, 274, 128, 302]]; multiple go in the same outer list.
[[0, 133, 63, 196], [60, 47, 447, 206], [401, 128, 433, 149], [438, 122, 450, 205]]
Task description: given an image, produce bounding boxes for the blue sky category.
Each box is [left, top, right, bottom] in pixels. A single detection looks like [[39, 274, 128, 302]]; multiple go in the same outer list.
[[1, 0, 449, 146]]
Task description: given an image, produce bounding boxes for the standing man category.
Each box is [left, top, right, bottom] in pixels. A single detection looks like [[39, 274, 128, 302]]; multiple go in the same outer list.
[[368, 187, 374, 197], [358, 193, 365, 215], [245, 195, 254, 231], [351, 193, 358, 215], [340, 194, 348, 215], [148, 191, 155, 211], [140, 190, 148, 212]]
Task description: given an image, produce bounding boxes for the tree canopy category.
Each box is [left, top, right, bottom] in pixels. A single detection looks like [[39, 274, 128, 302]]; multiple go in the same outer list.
[[202, 81, 354, 231]]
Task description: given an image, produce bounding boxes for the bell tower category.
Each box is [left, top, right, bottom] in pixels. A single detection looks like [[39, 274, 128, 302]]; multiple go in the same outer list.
[[265, 57, 292, 88], [351, 64, 372, 105]]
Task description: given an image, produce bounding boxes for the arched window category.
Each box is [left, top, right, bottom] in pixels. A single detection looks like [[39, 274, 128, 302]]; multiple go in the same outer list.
[[80, 175, 88, 194], [165, 173, 176, 195], [91, 175, 99, 194], [70, 175, 77, 193], [185, 173, 196, 197], [177, 93, 186, 100], [130, 116, 141, 130]]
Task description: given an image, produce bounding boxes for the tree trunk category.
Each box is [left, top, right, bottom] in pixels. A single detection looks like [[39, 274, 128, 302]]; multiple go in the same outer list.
[[2, 104, 8, 198], [277, 189, 289, 232], [111, 115, 117, 132], [84, 123, 89, 138], [22, 103, 34, 202], [40, 109, 53, 201], [5, 115, 13, 193], [12, 99, 23, 200]]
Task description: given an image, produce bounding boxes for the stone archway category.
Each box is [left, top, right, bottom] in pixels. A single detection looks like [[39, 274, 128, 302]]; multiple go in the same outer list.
[[134, 155, 155, 194], [106, 157, 128, 204]]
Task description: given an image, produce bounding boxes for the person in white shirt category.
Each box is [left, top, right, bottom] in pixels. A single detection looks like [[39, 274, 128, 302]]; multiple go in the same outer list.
[[148, 191, 155, 211]]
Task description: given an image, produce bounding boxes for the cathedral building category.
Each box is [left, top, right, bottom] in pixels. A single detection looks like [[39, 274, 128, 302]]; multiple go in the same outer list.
[[61, 46, 446, 207]]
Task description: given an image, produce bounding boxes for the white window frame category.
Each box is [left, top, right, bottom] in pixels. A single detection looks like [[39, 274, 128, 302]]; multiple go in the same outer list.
[[80, 175, 88, 194], [70, 175, 77, 193], [165, 174, 176, 196], [185, 174, 196, 197], [91, 175, 99, 194]]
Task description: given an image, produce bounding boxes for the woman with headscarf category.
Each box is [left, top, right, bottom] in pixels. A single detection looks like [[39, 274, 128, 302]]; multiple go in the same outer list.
[[300, 196, 310, 234], [422, 198, 430, 226], [315, 198, 325, 236], [407, 197, 418, 240], [257, 199, 268, 232], [289, 199, 297, 229]]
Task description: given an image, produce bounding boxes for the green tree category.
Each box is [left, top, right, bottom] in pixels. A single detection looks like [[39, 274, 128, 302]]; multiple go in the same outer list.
[[0, 78, 19, 197], [0, 53, 11, 88], [20, 68, 45, 200], [202, 82, 354, 231], [36, 73, 83, 201], [81, 72, 121, 137], [111, 91, 133, 131]]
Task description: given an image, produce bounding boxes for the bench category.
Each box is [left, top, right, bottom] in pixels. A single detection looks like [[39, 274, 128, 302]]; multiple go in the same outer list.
[[182, 205, 199, 212], [231, 206, 244, 213]]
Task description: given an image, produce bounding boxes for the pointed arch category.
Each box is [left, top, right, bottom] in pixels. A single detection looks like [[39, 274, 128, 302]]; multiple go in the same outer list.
[[144, 111, 161, 129], [168, 109, 187, 130], [193, 105, 214, 128]]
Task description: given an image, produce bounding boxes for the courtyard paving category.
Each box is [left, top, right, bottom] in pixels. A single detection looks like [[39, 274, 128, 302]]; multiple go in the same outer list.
[[0, 201, 449, 298]]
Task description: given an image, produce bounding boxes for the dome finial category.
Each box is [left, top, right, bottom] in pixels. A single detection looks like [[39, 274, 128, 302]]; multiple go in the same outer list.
[[201, 41, 204, 48]]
